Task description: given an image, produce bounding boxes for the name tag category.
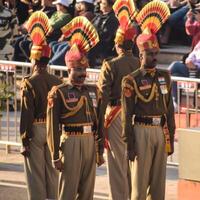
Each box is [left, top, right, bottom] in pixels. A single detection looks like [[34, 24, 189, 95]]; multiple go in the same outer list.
[[139, 84, 151, 91], [160, 85, 168, 94], [83, 125, 92, 133], [92, 99, 97, 107], [152, 117, 161, 125]]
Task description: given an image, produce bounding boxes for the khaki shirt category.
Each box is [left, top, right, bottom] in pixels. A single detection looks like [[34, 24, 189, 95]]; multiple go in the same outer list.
[[97, 51, 140, 143], [121, 68, 176, 152], [20, 69, 62, 146], [46, 81, 103, 160]]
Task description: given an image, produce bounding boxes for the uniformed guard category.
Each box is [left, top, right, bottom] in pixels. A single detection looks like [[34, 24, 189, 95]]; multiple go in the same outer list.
[[121, 1, 175, 200], [19, 11, 61, 200], [46, 16, 105, 200], [97, 0, 140, 199]]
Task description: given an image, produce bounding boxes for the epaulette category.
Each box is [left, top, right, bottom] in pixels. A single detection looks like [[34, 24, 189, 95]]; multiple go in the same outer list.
[[129, 68, 141, 78], [21, 76, 36, 98], [122, 69, 139, 86], [47, 83, 66, 108], [103, 56, 114, 63], [48, 83, 66, 99], [102, 59, 112, 70], [122, 75, 134, 90]]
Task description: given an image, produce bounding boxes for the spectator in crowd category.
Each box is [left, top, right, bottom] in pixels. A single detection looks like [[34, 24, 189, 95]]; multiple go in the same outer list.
[[75, 0, 94, 21], [185, 3, 200, 49], [49, 0, 95, 66], [160, 0, 189, 45], [170, 40, 200, 110], [40, 0, 57, 17], [0, 0, 18, 60], [88, 0, 119, 68], [47, 0, 72, 65], [47, 0, 73, 43], [19, 0, 57, 60]]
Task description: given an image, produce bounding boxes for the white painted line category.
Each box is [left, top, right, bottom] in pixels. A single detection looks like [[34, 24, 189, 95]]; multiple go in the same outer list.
[[0, 181, 26, 188], [93, 194, 109, 200], [0, 182, 109, 199]]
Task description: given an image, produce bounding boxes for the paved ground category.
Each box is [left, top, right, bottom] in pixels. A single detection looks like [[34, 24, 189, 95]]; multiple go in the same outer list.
[[0, 146, 178, 200]]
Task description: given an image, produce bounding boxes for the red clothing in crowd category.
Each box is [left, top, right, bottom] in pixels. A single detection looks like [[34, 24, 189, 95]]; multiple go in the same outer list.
[[185, 18, 200, 49]]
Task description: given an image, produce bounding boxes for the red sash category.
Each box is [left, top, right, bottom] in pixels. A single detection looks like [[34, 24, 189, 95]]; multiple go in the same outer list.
[[104, 106, 121, 149]]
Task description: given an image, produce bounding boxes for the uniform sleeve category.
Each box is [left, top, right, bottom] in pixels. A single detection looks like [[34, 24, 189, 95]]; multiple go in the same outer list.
[[121, 76, 135, 152], [96, 60, 113, 154], [46, 87, 62, 161], [19, 80, 35, 147], [166, 76, 176, 145]]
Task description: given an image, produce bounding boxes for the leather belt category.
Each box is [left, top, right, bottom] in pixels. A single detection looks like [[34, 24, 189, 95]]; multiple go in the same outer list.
[[134, 115, 165, 126], [63, 125, 96, 133], [33, 118, 46, 123], [64, 132, 93, 136]]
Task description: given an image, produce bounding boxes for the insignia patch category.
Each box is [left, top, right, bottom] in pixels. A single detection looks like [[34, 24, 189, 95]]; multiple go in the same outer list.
[[160, 85, 168, 94], [89, 92, 96, 99], [66, 92, 78, 103], [123, 88, 132, 97], [139, 84, 151, 91], [92, 99, 97, 107], [141, 79, 148, 85], [48, 98, 54, 108], [158, 77, 166, 85]]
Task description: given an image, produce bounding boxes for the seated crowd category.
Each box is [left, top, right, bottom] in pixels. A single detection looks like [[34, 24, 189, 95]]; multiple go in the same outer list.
[[1, 0, 200, 109]]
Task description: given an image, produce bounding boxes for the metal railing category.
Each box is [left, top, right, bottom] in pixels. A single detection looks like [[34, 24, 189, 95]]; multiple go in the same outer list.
[[1, 60, 200, 166], [0, 60, 99, 149]]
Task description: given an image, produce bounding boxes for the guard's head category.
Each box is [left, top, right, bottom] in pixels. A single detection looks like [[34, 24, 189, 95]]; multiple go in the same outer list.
[[136, 28, 159, 69], [30, 44, 51, 66], [115, 26, 137, 52], [65, 44, 88, 86]]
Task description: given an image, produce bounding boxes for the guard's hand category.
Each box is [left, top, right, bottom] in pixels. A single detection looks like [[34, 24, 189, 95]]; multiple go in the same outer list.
[[96, 154, 105, 167], [20, 146, 30, 157], [53, 159, 63, 172], [168, 143, 174, 156], [127, 150, 136, 161]]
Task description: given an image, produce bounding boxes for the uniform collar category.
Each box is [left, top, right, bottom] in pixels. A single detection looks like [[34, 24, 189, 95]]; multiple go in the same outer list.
[[119, 50, 132, 57], [140, 67, 157, 77], [67, 79, 88, 91]]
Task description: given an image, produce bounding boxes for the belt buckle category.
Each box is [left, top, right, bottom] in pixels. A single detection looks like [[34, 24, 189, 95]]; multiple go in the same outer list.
[[83, 125, 92, 133], [152, 117, 161, 126]]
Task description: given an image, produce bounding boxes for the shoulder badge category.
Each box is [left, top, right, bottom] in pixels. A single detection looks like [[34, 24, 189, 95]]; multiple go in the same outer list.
[[20, 76, 35, 98], [47, 86, 59, 108], [122, 76, 134, 98]]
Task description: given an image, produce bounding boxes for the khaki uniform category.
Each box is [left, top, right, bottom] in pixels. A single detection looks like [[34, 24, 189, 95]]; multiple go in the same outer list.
[[121, 68, 175, 200], [47, 81, 103, 200], [97, 51, 140, 200], [20, 69, 62, 200]]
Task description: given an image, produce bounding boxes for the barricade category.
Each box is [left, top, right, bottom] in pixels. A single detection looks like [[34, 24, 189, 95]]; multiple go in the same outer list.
[[0, 60, 99, 152], [1, 60, 200, 166]]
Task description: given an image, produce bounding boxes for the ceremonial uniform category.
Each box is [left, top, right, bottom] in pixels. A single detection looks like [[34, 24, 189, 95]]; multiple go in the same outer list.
[[47, 16, 103, 200], [97, 1, 140, 199], [47, 81, 100, 199], [20, 71, 61, 200], [20, 12, 61, 200], [98, 52, 139, 200], [121, 2, 175, 200]]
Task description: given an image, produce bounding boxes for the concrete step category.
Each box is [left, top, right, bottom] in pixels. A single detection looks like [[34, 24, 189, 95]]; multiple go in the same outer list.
[[158, 45, 191, 65]]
